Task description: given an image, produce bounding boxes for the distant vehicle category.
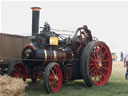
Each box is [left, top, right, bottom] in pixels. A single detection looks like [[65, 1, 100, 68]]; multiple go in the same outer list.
[[112, 53, 117, 61]]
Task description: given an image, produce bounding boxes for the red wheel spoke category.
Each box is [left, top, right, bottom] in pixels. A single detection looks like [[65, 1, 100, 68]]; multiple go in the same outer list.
[[99, 45, 103, 53], [101, 59, 109, 63], [90, 68, 97, 80], [95, 69, 99, 79], [89, 66, 96, 72], [95, 47, 100, 58], [99, 70, 106, 78], [51, 69, 55, 75], [96, 69, 101, 81], [90, 56, 99, 62], [89, 57, 96, 62], [49, 75, 54, 80], [89, 63, 96, 66], [101, 51, 107, 58], [99, 47, 102, 58], [90, 69, 96, 78], [94, 73, 97, 82], [102, 66, 109, 70], [92, 69, 101, 83], [100, 68, 103, 72], [91, 51, 96, 59], [97, 74, 101, 83]]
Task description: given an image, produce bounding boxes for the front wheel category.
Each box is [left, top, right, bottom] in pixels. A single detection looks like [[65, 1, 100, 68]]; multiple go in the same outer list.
[[81, 41, 112, 87], [44, 62, 63, 93]]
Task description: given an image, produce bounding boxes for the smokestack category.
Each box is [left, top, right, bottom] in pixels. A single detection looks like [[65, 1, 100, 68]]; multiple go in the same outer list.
[[31, 7, 41, 36]]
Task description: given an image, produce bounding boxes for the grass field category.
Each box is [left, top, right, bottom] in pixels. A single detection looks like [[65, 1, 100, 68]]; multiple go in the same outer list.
[[25, 61, 128, 96]]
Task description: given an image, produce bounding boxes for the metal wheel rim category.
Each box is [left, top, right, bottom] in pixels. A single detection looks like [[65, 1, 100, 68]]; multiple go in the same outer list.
[[48, 65, 63, 93], [89, 43, 112, 86]]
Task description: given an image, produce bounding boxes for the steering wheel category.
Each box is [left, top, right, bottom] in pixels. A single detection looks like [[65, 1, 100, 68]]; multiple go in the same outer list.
[[72, 26, 92, 56]]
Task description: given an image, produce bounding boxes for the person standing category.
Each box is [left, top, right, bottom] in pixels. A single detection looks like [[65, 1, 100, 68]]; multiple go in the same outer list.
[[120, 51, 124, 61], [124, 53, 128, 79]]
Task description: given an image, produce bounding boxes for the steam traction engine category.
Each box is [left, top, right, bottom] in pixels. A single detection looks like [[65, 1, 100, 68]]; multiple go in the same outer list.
[[10, 7, 112, 93]]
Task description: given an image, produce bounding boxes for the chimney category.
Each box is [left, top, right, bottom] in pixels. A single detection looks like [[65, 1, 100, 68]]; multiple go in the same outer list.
[[31, 7, 41, 36]]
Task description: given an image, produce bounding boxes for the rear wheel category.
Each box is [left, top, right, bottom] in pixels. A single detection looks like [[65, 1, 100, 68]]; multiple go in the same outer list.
[[44, 62, 63, 93], [81, 41, 112, 87], [10, 63, 26, 81]]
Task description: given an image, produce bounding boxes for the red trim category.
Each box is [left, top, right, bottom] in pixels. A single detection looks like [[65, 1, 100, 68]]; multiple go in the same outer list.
[[24, 44, 36, 50], [32, 8, 41, 11]]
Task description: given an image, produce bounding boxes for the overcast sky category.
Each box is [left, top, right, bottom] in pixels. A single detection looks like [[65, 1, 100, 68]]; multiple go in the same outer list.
[[1, 1, 128, 55]]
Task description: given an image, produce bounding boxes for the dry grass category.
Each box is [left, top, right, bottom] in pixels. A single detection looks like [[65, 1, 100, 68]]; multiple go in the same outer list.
[[112, 61, 126, 78], [0, 75, 27, 96]]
